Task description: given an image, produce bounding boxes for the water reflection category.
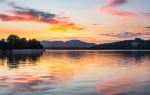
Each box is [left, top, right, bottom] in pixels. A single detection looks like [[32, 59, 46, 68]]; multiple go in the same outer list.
[[0, 50, 150, 95], [0, 51, 43, 68], [97, 77, 134, 95]]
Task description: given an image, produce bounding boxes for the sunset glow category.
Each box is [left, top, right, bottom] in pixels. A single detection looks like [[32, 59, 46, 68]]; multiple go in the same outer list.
[[0, 0, 150, 43]]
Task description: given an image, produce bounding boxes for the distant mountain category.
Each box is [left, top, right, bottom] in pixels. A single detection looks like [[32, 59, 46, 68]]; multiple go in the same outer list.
[[40, 40, 96, 48], [90, 38, 150, 50], [41, 38, 150, 50]]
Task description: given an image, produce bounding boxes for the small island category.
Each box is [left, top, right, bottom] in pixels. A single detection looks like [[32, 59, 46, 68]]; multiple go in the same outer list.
[[0, 34, 44, 52]]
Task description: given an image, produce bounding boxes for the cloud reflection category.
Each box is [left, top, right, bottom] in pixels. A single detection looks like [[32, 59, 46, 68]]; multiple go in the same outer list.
[[97, 77, 135, 95]]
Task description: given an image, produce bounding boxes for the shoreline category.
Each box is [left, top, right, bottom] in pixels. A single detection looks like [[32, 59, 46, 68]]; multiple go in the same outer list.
[[1, 49, 150, 54], [1, 49, 150, 51], [45, 49, 150, 51]]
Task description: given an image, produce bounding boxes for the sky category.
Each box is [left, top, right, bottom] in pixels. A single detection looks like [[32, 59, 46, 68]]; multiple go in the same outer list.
[[0, 0, 150, 43]]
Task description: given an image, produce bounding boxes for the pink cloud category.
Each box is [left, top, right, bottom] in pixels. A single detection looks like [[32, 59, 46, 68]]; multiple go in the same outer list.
[[0, 0, 84, 31], [143, 13, 150, 19], [100, 0, 137, 16]]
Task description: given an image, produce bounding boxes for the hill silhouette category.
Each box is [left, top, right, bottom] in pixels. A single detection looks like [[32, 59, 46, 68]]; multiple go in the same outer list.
[[90, 38, 150, 50], [41, 38, 150, 50], [41, 40, 96, 49]]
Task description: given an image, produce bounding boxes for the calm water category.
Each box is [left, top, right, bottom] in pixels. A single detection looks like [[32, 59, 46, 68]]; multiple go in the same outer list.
[[0, 50, 150, 95]]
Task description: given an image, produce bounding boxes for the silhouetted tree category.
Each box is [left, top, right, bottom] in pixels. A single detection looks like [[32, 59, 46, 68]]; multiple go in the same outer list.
[[28, 39, 43, 49], [7, 35, 20, 49], [0, 34, 43, 50], [0, 39, 8, 50]]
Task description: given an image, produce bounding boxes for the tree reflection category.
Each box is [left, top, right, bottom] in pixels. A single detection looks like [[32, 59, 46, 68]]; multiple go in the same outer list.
[[0, 51, 43, 68]]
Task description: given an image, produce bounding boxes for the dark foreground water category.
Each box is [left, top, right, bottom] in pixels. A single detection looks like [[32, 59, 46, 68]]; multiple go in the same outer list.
[[0, 50, 150, 95]]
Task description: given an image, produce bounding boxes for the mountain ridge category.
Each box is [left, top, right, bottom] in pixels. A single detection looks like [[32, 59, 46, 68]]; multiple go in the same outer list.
[[41, 38, 150, 50], [40, 40, 96, 48]]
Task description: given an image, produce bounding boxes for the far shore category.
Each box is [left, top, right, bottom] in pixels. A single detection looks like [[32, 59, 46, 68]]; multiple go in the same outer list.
[[1, 49, 150, 51], [45, 49, 150, 51], [1, 49, 150, 54], [44, 48, 150, 51]]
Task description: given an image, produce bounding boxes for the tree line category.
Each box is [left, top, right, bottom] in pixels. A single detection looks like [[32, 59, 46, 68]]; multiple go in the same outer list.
[[0, 34, 43, 50]]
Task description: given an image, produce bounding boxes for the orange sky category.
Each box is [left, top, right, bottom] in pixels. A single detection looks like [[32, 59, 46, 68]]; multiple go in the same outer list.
[[0, 0, 150, 43]]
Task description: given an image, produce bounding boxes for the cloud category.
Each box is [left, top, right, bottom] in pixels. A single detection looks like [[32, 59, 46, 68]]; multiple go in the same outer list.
[[100, 9, 136, 16], [0, 0, 84, 31], [102, 0, 127, 8], [146, 26, 150, 28], [99, 32, 150, 38], [5, 1, 56, 22], [143, 13, 150, 19], [100, 0, 137, 16], [99, 0, 150, 18], [48, 24, 84, 32], [14, 9, 56, 22]]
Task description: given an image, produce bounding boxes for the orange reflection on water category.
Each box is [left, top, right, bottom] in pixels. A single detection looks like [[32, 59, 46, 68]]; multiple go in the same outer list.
[[0, 51, 150, 95], [97, 77, 135, 95]]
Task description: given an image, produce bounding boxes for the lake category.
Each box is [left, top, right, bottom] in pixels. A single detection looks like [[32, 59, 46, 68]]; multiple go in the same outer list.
[[0, 50, 150, 95]]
